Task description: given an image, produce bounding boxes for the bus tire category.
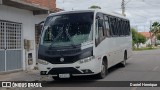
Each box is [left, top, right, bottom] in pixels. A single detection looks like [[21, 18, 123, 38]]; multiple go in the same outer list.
[[120, 51, 127, 67], [96, 60, 107, 79]]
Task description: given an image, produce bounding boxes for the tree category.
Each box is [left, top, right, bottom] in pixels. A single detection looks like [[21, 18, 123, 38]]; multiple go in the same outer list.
[[132, 28, 146, 48], [157, 34, 160, 40], [89, 5, 101, 9], [150, 21, 160, 45], [132, 28, 137, 46], [157, 34, 160, 45]]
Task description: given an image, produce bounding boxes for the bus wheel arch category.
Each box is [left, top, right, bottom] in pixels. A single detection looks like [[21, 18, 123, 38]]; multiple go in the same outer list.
[[96, 56, 108, 79], [103, 56, 108, 68]]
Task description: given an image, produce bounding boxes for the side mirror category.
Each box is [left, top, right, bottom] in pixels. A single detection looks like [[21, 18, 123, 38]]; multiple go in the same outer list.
[[38, 21, 44, 25]]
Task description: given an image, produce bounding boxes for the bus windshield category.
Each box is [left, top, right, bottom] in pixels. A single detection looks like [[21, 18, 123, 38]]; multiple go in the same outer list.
[[41, 12, 93, 47]]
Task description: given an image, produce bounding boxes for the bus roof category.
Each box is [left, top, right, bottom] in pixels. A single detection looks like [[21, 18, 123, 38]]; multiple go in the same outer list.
[[48, 9, 129, 20]]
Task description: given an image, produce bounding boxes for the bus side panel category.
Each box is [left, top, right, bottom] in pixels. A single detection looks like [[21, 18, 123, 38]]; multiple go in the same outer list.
[[94, 36, 132, 68]]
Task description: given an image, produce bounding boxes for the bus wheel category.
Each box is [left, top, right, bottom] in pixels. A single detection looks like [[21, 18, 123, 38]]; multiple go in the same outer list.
[[121, 52, 127, 67], [96, 60, 107, 79]]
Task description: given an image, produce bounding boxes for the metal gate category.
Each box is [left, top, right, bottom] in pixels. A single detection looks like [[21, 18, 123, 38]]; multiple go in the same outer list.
[[0, 20, 22, 72]]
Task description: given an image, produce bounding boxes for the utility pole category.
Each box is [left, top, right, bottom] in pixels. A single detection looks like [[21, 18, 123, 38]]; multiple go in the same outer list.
[[47, 0, 51, 14], [150, 20, 153, 45], [121, 0, 126, 16]]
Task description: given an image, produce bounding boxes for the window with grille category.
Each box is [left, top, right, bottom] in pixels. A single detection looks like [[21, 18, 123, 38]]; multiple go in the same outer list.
[[0, 20, 22, 50], [0, 22, 5, 49]]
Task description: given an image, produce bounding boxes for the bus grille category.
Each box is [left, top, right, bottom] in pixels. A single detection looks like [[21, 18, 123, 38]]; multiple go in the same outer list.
[[45, 49, 81, 56], [43, 55, 79, 64], [48, 67, 82, 74], [38, 47, 93, 64]]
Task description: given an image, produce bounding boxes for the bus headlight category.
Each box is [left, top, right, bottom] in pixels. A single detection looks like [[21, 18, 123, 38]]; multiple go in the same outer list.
[[38, 59, 49, 65], [78, 56, 94, 64]]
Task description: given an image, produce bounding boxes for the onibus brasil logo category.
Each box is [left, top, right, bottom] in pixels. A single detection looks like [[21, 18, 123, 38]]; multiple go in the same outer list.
[[1, 82, 42, 88]]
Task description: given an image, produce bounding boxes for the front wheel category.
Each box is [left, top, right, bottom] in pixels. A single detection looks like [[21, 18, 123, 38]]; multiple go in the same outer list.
[[96, 60, 108, 79]]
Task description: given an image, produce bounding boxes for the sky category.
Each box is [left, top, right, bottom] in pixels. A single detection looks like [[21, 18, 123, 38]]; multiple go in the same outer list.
[[56, 0, 160, 32]]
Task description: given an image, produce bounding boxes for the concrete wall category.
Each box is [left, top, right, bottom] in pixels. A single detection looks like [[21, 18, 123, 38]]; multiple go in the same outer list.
[[0, 5, 47, 70]]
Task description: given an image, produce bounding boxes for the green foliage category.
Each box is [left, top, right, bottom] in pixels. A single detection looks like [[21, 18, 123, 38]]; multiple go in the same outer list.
[[150, 22, 160, 35], [147, 44, 152, 48], [150, 21, 160, 45], [89, 5, 101, 9], [131, 28, 137, 45], [137, 33, 146, 44], [132, 28, 147, 48], [157, 34, 160, 40], [133, 47, 156, 51]]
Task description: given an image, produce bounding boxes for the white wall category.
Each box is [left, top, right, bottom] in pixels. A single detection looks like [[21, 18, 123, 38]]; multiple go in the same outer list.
[[139, 39, 151, 48], [0, 5, 47, 70], [139, 36, 157, 48]]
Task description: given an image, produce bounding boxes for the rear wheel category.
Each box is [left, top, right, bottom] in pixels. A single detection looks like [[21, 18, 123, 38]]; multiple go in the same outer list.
[[96, 60, 108, 79], [120, 52, 127, 67]]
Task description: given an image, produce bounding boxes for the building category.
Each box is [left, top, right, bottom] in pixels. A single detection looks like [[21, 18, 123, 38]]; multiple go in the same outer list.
[[0, 0, 57, 72], [139, 32, 155, 47]]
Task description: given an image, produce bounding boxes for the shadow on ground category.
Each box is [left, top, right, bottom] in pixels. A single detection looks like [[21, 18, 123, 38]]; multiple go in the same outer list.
[[41, 63, 131, 87], [48, 63, 130, 81]]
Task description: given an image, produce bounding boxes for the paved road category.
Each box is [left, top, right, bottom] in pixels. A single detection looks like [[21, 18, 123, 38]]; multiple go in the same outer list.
[[1, 49, 160, 90], [31, 49, 160, 90]]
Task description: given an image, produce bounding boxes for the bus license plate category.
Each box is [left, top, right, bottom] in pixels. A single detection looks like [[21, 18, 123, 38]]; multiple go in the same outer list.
[[59, 74, 70, 78]]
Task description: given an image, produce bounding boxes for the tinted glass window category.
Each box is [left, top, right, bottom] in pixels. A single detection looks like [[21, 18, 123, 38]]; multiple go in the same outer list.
[[104, 15, 110, 37], [42, 12, 94, 47], [108, 17, 113, 36], [95, 13, 130, 38], [95, 13, 106, 46], [110, 17, 116, 36]]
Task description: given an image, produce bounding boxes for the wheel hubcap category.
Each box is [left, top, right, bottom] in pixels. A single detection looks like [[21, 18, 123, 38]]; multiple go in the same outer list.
[[101, 64, 106, 77]]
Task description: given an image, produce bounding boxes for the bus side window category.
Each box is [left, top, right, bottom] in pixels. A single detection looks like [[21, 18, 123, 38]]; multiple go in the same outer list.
[[108, 17, 113, 36], [127, 21, 130, 35], [125, 21, 128, 35], [121, 20, 124, 36], [115, 18, 118, 36], [95, 13, 105, 46], [43, 26, 52, 42], [111, 17, 116, 36], [128, 21, 131, 35], [104, 15, 110, 37], [124, 21, 127, 35], [120, 20, 123, 36], [118, 19, 121, 36], [99, 19, 104, 40]]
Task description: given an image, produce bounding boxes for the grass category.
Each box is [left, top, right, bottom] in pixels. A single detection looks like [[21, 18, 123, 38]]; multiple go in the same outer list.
[[133, 47, 157, 51]]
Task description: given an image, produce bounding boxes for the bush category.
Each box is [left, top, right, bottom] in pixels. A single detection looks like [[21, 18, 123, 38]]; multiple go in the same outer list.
[[157, 35, 160, 40], [147, 44, 153, 49], [132, 28, 146, 48]]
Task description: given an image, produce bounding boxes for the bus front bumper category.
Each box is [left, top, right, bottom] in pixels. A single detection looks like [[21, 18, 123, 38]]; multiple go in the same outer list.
[[38, 57, 101, 76]]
